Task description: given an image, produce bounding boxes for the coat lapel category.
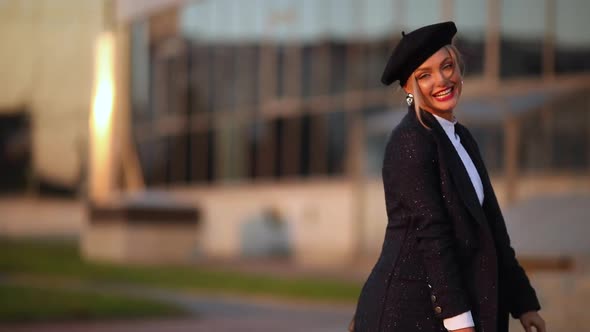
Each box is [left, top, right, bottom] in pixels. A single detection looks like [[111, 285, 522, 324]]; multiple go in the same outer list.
[[454, 123, 495, 207], [419, 110, 487, 226]]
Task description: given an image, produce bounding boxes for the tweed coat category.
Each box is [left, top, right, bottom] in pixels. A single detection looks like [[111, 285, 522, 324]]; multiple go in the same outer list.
[[353, 108, 540, 332]]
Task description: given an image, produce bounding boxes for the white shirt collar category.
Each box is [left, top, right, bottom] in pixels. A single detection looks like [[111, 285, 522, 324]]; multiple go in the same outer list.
[[431, 113, 458, 140], [431, 112, 485, 205]]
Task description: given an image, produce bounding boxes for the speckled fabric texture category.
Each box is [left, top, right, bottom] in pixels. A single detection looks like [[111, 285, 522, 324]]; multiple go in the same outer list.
[[353, 108, 540, 332]]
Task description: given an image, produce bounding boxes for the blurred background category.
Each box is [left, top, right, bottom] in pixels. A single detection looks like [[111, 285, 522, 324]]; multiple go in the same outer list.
[[0, 0, 589, 331]]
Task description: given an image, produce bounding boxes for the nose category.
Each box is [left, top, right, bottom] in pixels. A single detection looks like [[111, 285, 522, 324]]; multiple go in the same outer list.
[[434, 69, 452, 86]]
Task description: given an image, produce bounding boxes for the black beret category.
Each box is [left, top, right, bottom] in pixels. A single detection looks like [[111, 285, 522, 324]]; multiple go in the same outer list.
[[381, 21, 457, 86]]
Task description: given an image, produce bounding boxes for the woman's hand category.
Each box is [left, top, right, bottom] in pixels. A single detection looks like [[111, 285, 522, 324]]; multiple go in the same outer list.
[[347, 317, 354, 332], [519, 311, 546, 332]]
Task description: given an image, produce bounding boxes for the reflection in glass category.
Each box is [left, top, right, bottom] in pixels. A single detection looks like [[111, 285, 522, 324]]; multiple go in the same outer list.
[[500, 0, 544, 77], [555, 0, 590, 73], [453, 0, 485, 76]]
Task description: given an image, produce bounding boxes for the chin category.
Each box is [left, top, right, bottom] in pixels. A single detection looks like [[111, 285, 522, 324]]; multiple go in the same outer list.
[[430, 96, 460, 113], [425, 102, 457, 115], [435, 103, 458, 113]]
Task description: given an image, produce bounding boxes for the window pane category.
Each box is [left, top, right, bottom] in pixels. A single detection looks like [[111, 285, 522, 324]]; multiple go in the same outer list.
[[363, 106, 393, 176], [246, 121, 260, 179], [250, 119, 275, 178], [274, 118, 284, 178], [330, 42, 347, 95], [470, 126, 503, 174], [215, 120, 246, 181], [308, 113, 329, 176], [212, 46, 237, 111], [326, 111, 347, 175], [276, 45, 286, 98], [130, 19, 150, 121], [190, 131, 210, 183], [453, 0, 486, 76], [299, 114, 312, 176], [555, 0, 590, 74], [500, 0, 544, 77], [168, 134, 189, 183], [280, 116, 302, 177], [301, 45, 314, 98], [234, 45, 259, 107], [149, 137, 167, 185], [364, 40, 390, 90], [189, 44, 212, 114]]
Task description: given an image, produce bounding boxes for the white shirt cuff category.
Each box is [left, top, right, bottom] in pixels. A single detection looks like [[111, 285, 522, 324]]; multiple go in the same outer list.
[[443, 311, 474, 330]]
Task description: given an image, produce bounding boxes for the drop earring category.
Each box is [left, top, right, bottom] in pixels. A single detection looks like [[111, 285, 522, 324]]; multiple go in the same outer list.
[[406, 93, 414, 106]]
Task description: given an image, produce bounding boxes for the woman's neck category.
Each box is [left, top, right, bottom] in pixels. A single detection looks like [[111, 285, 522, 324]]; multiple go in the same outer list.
[[422, 108, 454, 121]]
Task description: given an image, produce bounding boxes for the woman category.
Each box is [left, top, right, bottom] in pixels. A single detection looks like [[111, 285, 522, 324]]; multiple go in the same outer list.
[[351, 22, 546, 332]]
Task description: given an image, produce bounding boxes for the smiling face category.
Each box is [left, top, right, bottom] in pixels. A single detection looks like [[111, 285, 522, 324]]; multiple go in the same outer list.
[[404, 46, 462, 120]]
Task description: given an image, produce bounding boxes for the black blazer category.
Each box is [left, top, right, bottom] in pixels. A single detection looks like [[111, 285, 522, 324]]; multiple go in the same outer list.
[[353, 108, 540, 332]]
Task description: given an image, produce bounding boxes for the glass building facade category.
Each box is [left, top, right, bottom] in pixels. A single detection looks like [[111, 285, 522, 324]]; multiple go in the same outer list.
[[128, 0, 590, 187]]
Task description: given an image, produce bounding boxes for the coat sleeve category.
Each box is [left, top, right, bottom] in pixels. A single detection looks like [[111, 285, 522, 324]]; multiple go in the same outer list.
[[489, 204, 541, 318], [382, 127, 471, 320], [482, 186, 541, 317], [459, 126, 541, 318]]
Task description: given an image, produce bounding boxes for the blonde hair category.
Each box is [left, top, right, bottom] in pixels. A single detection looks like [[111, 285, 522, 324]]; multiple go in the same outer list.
[[409, 44, 464, 128]]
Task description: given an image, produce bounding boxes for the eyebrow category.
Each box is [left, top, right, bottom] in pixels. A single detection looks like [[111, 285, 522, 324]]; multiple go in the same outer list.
[[415, 56, 453, 73]]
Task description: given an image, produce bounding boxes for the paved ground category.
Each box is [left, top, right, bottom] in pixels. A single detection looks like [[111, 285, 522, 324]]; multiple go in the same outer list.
[[0, 196, 355, 331], [0, 278, 354, 332], [1, 194, 589, 331], [0, 318, 350, 332], [4, 272, 589, 332]]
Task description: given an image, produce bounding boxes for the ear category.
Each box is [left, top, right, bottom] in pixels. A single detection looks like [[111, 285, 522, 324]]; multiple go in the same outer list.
[[402, 75, 417, 95], [402, 82, 413, 95]]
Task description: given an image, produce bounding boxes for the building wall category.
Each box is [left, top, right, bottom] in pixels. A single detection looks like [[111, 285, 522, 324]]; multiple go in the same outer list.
[[121, 0, 590, 266], [165, 173, 590, 266], [170, 179, 358, 266], [0, 0, 104, 186]]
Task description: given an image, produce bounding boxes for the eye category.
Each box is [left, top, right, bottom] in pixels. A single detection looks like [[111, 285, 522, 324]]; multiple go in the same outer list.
[[417, 73, 430, 80], [443, 62, 454, 70]]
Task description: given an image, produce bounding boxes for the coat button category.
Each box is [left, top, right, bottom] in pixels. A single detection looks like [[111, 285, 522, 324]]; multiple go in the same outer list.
[[434, 306, 442, 314], [427, 283, 432, 289], [431, 295, 437, 303]]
